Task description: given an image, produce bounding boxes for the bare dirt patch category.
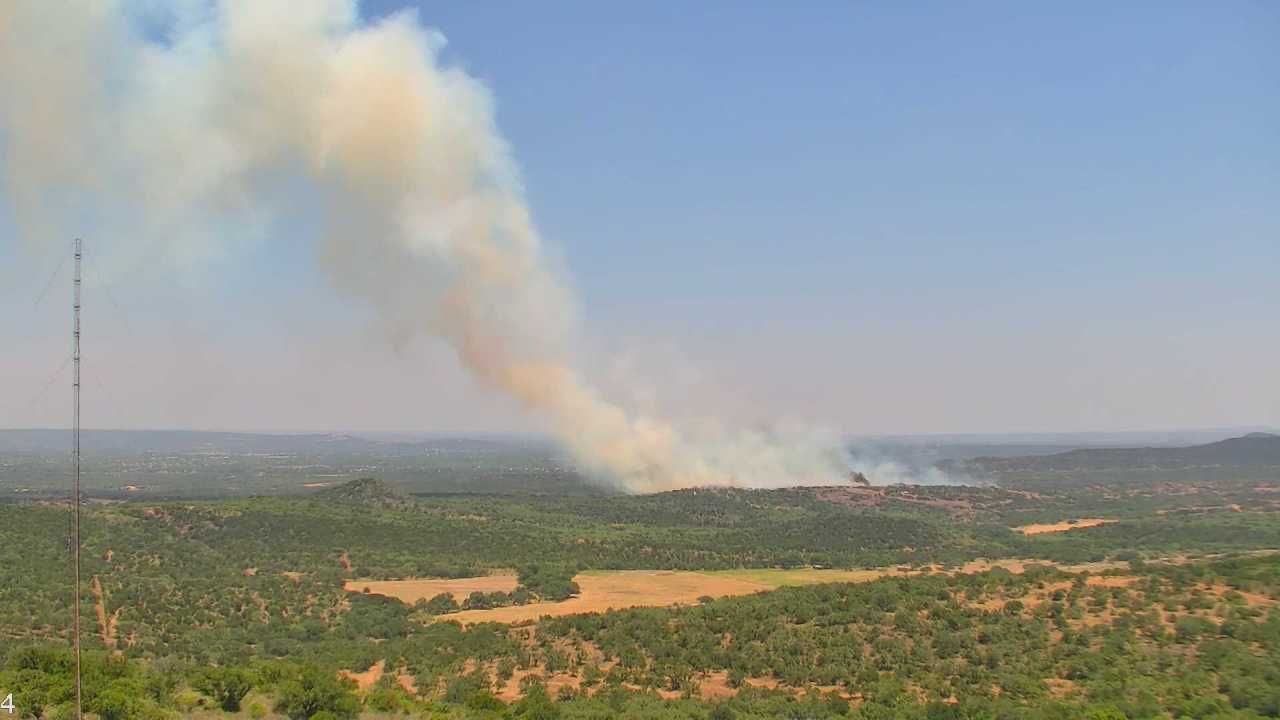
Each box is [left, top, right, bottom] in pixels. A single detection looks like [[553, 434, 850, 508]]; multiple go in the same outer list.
[[1016, 518, 1113, 535], [342, 660, 385, 691], [1088, 575, 1138, 589], [90, 575, 120, 652], [496, 667, 583, 702], [698, 670, 737, 700], [249, 591, 269, 623], [1046, 678, 1078, 699], [347, 574, 520, 604]]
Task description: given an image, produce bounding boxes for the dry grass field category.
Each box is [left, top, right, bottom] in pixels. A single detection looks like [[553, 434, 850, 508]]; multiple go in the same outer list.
[[351, 569, 923, 625], [1015, 518, 1114, 535], [434, 570, 773, 624], [351, 560, 1132, 626]]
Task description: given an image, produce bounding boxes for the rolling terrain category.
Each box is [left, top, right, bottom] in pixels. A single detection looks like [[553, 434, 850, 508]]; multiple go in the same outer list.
[[945, 433, 1280, 490], [1, 433, 1279, 718]]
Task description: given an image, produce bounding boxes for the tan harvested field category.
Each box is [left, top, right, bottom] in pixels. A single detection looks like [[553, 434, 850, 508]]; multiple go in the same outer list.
[[957, 558, 1127, 574], [434, 570, 773, 625], [711, 566, 910, 586], [352, 558, 1141, 626], [415, 562, 1120, 625], [954, 558, 1122, 574], [1016, 518, 1114, 535], [959, 558, 1036, 574], [345, 574, 519, 603]]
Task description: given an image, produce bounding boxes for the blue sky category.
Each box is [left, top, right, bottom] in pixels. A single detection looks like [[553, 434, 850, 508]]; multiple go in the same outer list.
[[2, 1, 1277, 434], [384, 0, 1277, 351]]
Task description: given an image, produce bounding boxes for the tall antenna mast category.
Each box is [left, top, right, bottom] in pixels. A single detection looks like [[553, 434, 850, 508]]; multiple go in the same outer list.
[[71, 238, 83, 720]]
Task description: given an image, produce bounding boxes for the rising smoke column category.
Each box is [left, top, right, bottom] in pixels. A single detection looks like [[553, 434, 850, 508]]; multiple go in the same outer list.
[[0, 0, 849, 491]]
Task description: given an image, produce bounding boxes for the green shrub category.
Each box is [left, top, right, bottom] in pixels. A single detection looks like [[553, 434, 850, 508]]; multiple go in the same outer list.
[[194, 666, 254, 712], [272, 665, 359, 720]]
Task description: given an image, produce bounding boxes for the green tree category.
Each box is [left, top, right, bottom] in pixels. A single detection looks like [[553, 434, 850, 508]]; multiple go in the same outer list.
[[710, 705, 737, 720], [91, 679, 145, 720], [273, 665, 359, 720], [424, 592, 460, 615], [513, 681, 560, 719], [195, 666, 254, 712]]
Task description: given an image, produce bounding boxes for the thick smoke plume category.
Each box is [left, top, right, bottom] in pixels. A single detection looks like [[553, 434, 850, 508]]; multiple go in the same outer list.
[[0, 0, 851, 491]]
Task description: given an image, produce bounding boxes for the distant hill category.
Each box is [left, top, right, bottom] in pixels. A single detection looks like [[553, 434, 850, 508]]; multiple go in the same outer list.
[[0, 429, 596, 500], [315, 477, 413, 508], [943, 433, 1280, 487], [969, 433, 1280, 470], [0, 429, 532, 456]]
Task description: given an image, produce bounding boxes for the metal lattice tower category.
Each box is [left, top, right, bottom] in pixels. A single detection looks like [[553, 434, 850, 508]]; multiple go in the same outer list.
[[72, 238, 83, 720]]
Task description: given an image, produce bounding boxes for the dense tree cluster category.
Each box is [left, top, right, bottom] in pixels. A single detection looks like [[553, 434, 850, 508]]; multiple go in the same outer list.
[[530, 556, 1280, 717], [3, 555, 1277, 718], [517, 565, 581, 602], [3, 490, 1278, 661]]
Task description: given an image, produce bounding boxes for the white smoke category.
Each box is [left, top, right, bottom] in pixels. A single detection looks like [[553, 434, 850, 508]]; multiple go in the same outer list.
[[846, 458, 967, 486], [843, 442, 979, 486], [0, 0, 850, 492]]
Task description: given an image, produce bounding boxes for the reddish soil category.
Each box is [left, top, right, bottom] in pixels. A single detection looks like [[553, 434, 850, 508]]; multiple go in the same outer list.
[[342, 660, 386, 691], [89, 575, 120, 653]]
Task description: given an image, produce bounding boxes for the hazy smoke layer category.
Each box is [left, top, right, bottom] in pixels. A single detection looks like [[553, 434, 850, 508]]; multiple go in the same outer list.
[[0, 0, 850, 491]]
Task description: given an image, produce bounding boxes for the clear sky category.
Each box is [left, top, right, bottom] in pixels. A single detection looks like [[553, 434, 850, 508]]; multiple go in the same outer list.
[[3, 1, 1277, 436]]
